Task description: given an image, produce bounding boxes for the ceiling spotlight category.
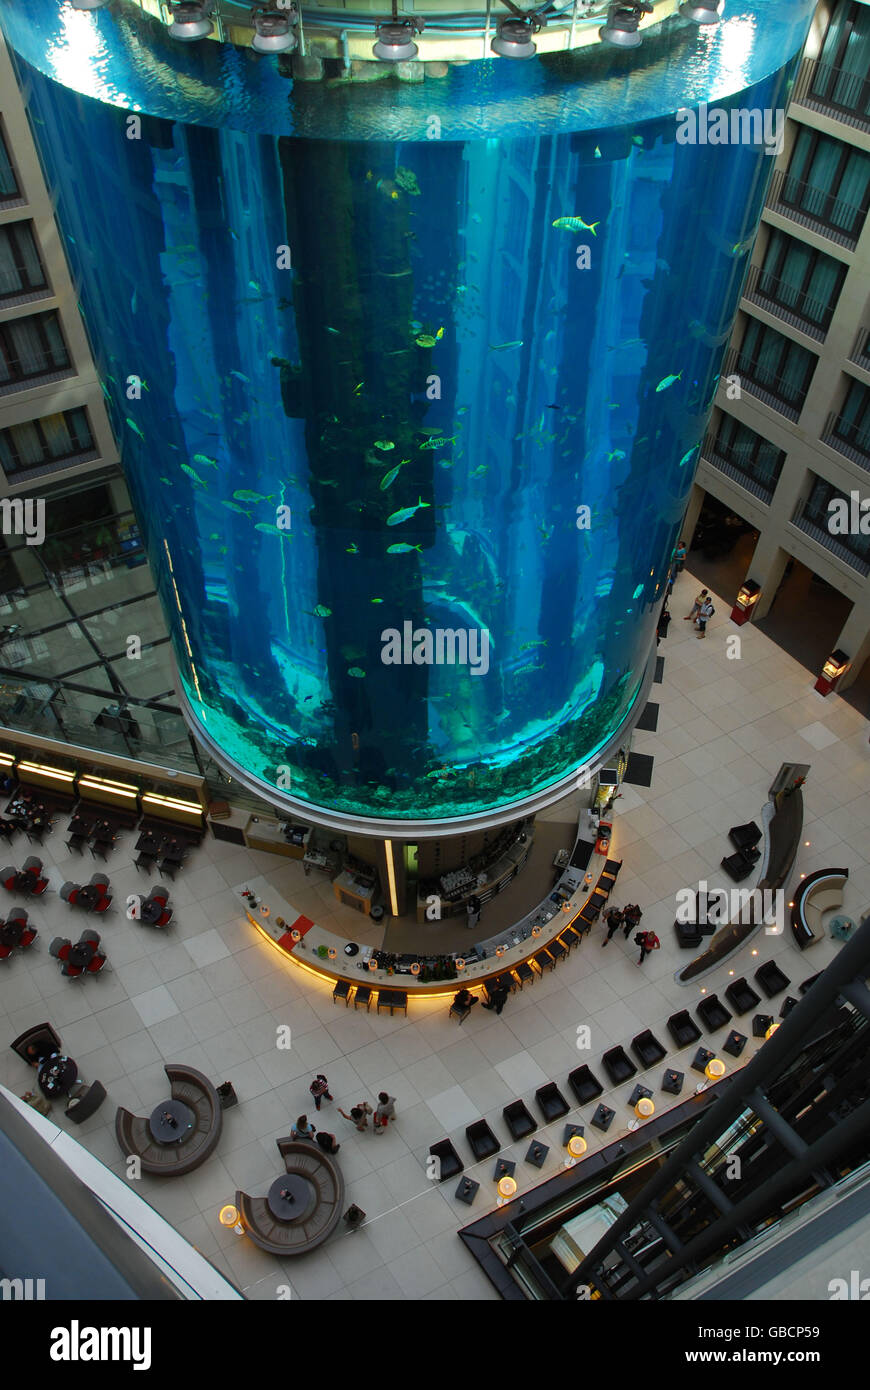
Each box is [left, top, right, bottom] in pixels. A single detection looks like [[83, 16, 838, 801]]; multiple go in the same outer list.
[[373, 17, 424, 61], [251, 5, 298, 53], [679, 1, 723, 22], [599, 1, 653, 48], [167, 1, 214, 41]]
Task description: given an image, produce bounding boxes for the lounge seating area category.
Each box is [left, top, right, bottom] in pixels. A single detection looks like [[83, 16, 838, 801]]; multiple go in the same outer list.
[[790, 868, 848, 949], [235, 1138, 345, 1255], [724, 977, 761, 1015], [114, 1063, 223, 1176]]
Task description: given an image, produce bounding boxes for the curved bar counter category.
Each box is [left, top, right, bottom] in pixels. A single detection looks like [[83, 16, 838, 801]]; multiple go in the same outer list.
[[237, 827, 622, 996]]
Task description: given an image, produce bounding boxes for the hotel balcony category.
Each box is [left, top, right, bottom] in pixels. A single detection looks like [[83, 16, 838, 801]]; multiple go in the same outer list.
[[791, 56, 870, 137], [700, 432, 780, 504], [766, 168, 865, 252], [790, 501, 870, 577], [821, 410, 870, 474], [721, 345, 806, 422]]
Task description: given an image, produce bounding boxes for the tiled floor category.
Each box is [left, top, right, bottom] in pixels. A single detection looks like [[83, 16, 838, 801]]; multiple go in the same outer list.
[[1, 567, 868, 1301]]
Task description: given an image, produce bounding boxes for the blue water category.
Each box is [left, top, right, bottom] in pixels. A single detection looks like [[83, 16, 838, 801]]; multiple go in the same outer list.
[[3, 0, 814, 823]]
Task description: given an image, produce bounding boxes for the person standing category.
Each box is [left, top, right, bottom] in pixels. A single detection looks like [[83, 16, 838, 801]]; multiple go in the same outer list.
[[696, 596, 714, 639], [657, 605, 671, 646], [482, 980, 509, 1013], [338, 1102, 373, 1132], [602, 906, 624, 946], [685, 587, 708, 622], [315, 1130, 341, 1155], [673, 540, 687, 573], [635, 930, 660, 966], [309, 1073, 333, 1111], [373, 1092, 396, 1133]]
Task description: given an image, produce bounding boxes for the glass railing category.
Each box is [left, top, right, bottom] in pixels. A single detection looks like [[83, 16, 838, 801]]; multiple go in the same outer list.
[[723, 345, 810, 418], [793, 55, 870, 133], [790, 500, 870, 576], [822, 410, 870, 471], [701, 432, 782, 501]]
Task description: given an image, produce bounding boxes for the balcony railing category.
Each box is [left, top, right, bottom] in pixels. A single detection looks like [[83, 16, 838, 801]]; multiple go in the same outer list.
[[741, 264, 834, 342], [721, 346, 807, 422], [1, 447, 100, 486], [0, 353, 74, 398], [700, 432, 779, 503], [767, 169, 865, 251], [792, 56, 870, 135], [791, 501, 870, 577], [848, 325, 870, 372], [822, 411, 870, 472]]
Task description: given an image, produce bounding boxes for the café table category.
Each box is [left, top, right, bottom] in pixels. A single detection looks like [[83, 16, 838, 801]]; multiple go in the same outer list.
[[13, 871, 39, 895], [267, 1174, 317, 1222], [76, 884, 101, 911], [69, 816, 91, 838], [148, 1099, 193, 1144], [38, 1054, 78, 1098], [161, 840, 186, 864], [68, 940, 97, 969], [135, 833, 162, 856]]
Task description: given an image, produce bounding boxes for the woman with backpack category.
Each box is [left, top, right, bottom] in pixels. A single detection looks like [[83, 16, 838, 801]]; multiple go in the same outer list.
[[696, 597, 714, 638]]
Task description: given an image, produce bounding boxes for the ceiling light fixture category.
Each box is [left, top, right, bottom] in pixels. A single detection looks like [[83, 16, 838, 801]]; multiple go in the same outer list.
[[250, 4, 298, 52], [600, 1, 653, 48], [167, 0, 214, 41], [373, 4, 424, 61], [679, 1, 724, 23]]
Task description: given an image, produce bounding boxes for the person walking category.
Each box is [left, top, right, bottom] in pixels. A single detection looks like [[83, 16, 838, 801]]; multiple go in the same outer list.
[[695, 595, 714, 638], [291, 1114, 317, 1142], [309, 1073, 333, 1111], [338, 1102, 373, 1132], [482, 980, 509, 1013], [373, 1092, 396, 1133], [622, 903, 643, 938], [602, 905, 624, 946], [685, 587, 708, 622], [635, 930, 660, 966]]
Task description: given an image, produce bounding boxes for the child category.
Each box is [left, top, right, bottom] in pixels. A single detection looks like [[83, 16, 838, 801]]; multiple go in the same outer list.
[[339, 1102, 373, 1132]]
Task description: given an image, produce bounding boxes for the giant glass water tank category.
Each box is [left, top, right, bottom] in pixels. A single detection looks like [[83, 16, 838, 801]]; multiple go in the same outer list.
[[0, 0, 816, 831]]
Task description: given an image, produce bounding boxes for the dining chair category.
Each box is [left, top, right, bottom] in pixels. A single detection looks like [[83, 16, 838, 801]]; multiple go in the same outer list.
[[93, 896, 113, 914], [86, 954, 107, 974]]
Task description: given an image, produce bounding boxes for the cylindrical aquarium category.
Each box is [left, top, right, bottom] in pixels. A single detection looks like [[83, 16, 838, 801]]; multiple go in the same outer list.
[[1, 0, 815, 831]]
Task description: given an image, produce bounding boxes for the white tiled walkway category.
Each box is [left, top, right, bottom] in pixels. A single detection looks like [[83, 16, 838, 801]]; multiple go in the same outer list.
[[1, 568, 868, 1301]]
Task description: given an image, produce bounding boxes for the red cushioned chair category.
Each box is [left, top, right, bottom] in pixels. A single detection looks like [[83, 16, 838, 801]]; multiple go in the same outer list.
[[155, 909, 172, 927], [0, 944, 12, 961], [31, 878, 49, 896], [58, 941, 72, 961], [18, 928, 37, 949], [1, 868, 16, 891], [86, 954, 106, 973], [93, 896, 112, 914], [62, 963, 83, 977]]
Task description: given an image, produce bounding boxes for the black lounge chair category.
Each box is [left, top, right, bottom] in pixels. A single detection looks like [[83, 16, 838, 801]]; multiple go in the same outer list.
[[674, 920, 703, 949], [752, 1013, 774, 1037], [332, 980, 351, 1005], [667, 1011, 701, 1048], [729, 822, 762, 850], [696, 994, 732, 1032], [10, 1021, 62, 1065], [535, 1082, 569, 1123], [568, 1065, 603, 1105], [631, 1030, 667, 1069], [602, 1046, 636, 1086], [65, 1079, 107, 1124], [503, 1100, 536, 1142], [755, 961, 791, 998], [465, 1119, 499, 1162], [724, 977, 761, 1015], [721, 851, 755, 883], [429, 1139, 463, 1182]]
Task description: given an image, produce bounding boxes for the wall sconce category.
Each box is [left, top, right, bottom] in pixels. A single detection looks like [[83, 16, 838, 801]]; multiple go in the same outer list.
[[731, 578, 760, 627], [815, 649, 850, 696], [564, 1134, 587, 1167]]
